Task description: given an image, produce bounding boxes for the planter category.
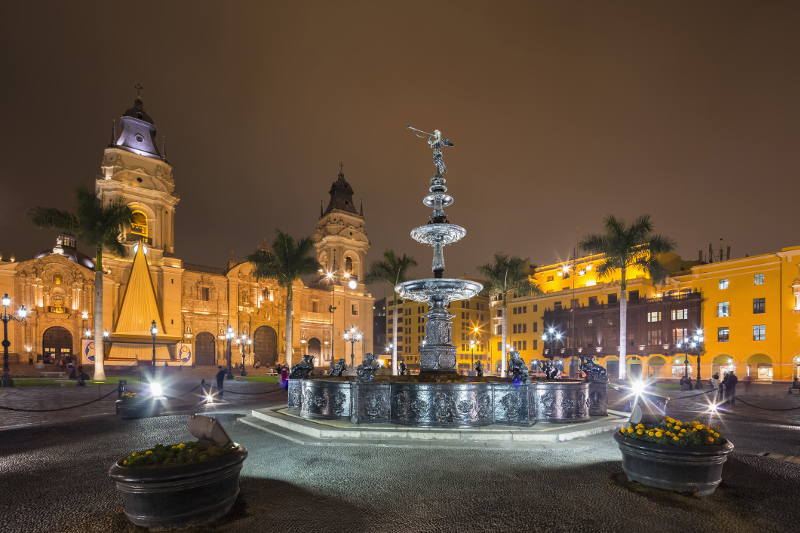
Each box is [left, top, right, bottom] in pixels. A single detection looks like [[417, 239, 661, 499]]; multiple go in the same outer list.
[[108, 445, 248, 528], [614, 432, 733, 495], [116, 398, 165, 419]]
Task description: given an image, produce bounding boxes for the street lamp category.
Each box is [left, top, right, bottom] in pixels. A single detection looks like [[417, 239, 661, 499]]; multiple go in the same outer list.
[[2, 294, 26, 387], [677, 329, 704, 389], [470, 340, 475, 375], [150, 320, 158, 378], [238, 334, 250, 377], [542, 327, 562, 362], [343, 325, 361, 370], [225, 326, 234, 379]]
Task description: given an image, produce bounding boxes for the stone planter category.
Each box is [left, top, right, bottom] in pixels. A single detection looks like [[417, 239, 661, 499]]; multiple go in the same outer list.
[[614, 432, 733, 495], [116, 398, 164, 419], [108, 445, 248, 528]]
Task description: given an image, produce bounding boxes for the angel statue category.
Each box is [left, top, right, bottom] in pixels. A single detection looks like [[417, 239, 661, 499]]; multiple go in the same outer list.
[[408, 125, 454, 174]]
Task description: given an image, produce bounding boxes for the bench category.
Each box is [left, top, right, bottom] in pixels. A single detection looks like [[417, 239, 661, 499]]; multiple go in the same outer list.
[[41, 372, 67, 379]]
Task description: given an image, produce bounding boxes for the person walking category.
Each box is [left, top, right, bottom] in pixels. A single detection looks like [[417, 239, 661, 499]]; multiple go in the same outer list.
[[280, 365, 290, 390], [724, 371, 738, 405], [215, 366, 226, 399]]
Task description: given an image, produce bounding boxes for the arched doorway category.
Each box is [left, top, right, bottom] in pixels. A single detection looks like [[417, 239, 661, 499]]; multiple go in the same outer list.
[[308, 338, 321, 365], [195, 332, 216, 366], [43, 326, 73, 364], [254, 326, 278, 367], [747, 353, 773, 381], [627, 356, 643, 379], [711, 354, 736, 377], [647, 355, 666, 378]]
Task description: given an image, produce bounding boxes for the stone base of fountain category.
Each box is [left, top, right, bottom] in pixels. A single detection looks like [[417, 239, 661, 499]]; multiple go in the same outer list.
[[288, 377, 595, 428]]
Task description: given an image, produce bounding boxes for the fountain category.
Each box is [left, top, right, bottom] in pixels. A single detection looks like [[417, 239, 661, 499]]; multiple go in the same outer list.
[[288, 128, 604, 427]]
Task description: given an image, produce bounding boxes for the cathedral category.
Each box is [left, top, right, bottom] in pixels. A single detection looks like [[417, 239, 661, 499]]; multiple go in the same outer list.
[[0, 93, 373, 369]]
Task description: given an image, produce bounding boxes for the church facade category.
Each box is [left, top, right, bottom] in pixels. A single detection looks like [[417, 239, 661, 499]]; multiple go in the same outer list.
[[0, 93, 373, 369]]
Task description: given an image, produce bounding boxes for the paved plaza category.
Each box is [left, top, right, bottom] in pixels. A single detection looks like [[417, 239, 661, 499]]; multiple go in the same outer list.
[[2, 378, 800, 532]]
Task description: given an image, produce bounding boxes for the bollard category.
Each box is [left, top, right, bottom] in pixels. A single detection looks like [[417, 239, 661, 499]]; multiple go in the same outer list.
[[118, 379, 127, 398]]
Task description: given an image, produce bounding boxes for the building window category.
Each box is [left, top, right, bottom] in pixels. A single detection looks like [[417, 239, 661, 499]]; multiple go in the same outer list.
[[522, 340, 527, 350], [753, 298, 765, 314], [533, 340, 537, 350], [497, 342, 502, 351], [533, 322, 538, 332], [719, 279, 729, 290], [554, 302, 562, 310], [718, 327, 729, 342], [608, 294, 618, 304], [674, 328, 688, 343], [588, 296, 598, 306], [754, 274, 764, 285], [512, 307, 517, 315], [646, 312, 661, 323], [201, 288, 210, 301], [571, 298, 579, 308], [512, 324, 517, 334], [131, 210, 148, 237], [547, 275, 554, 282], [717, 302, 729, 317], [647, 330, 662, 345], [753, 325, 765, 341], [671, 309, 688, 320], [523, 306, 527, 314], [522, 323, 527, 333], [533, 305, 537, 312], [629, 291, 639, 301]]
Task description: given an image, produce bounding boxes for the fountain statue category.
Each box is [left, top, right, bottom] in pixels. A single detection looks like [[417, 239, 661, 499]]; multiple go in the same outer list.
[[329, 359, 347, 377], [288, 127, 595, 427], [289, 354, 314, 379]]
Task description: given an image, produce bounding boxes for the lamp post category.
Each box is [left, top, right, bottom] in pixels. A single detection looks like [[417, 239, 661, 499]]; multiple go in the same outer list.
[[225, 325, 234, 379], [326, 270, 359, 367], [470, 340, 475, 375], [541, 327, 562, 361], [238, 334, 250, 377], [150, 320, 158, 378], [677, 329, 704, 389], [2, 294, 26, 387], [343, 325, 361, 370]]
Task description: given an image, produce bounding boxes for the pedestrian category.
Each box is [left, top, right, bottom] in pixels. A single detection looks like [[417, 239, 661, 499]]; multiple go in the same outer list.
[[76, 366, 90, 386], [745, 375, 753, 391], [215, 365, 226, 398], [724, 371, 738, 405], [789, 377, 800, 395], [67, 361, 75, 380], [280, 365, 290, 390], [718, 372, 725, 397]]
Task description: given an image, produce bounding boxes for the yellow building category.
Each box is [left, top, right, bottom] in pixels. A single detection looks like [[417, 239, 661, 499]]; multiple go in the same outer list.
[[490, 247, 800, 382], [386, 278, 491, 374]]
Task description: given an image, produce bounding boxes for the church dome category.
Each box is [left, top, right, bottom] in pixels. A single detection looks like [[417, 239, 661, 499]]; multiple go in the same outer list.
[[323, 166, 360, 217], [34, 234, 95, 270], [112, 88, 163, 160], [123, 96, 154, 124]]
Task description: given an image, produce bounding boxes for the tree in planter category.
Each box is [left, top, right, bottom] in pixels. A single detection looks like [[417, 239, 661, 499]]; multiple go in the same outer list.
[[28, 185, 135, 382], [580, 215, 675, 380], [364, 250, 418, 375], [246, 230, 321, 369], [477, 253, 541, 377]]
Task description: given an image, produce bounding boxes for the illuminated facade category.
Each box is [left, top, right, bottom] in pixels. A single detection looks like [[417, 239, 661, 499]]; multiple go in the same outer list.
[[0, 93, 372, 368], [491, 248, 800, 381]]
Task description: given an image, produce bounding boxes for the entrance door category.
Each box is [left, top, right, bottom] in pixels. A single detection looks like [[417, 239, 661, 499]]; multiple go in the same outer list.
[[254, 326, 278, 367], [194, 332, 216, 366], [43, 326, 73, 364], [308, 338, 321, 365]]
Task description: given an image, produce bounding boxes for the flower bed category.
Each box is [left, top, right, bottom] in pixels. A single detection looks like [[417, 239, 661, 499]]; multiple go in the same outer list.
[[115, 392, 164, 419], [620, 417, 725, 446], [122, 442, 237, 468]]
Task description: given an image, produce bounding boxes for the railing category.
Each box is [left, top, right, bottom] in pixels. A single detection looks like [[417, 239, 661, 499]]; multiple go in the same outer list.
[[124, 234, 152, 245], [306, 281, 333, 291], [543, 291, 702, 314], [183, 263, 227, 275]]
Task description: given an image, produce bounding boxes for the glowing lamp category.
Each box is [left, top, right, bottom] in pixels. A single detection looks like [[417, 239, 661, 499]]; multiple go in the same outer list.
[[631, 380, 646, 395], [2, 294, 10, 307], [103, 329, 109, 338], [18, 306, 26, 318], [82, 311, 88, 320], [150, 382, 163, 398], [348, 279, 357, 289]]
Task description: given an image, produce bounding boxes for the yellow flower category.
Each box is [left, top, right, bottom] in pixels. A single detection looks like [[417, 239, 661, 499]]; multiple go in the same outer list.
[[132, 453, 136, 457], [627, 428, 634, 433], [146, 451, 153, 455], [655, 432, 663, 438], [123, 460, 128, 465], [637, 429, 644, 435], [714, 432, 719, 437], [673, 437, 679, 441]]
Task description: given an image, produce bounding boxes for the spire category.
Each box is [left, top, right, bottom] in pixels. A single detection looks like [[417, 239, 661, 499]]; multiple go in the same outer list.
[[110, 120, 116, 146], [320, 200, 324, 218], [161, 135, 168, 162], [116, 86, 161, 159], [323, 162, 359, 216], [360, 197, 363, 217], [114, 244, 164, 334]]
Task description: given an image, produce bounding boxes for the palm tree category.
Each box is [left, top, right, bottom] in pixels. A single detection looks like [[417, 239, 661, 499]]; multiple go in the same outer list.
[[28, 184, 135, 382], [364, 250, 418, 375], [580, 215, 675, 380], [246, 230, 322, 369], [477, 253, 541, 377]]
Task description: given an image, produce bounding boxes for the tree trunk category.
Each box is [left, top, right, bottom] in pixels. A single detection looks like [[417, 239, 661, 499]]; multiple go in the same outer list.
[[501, 292, 508, 377], [285, 288, 293, 369], [94, 248, 106, 381], [619, 268, 627, 380], [392, 292, 398, 376]]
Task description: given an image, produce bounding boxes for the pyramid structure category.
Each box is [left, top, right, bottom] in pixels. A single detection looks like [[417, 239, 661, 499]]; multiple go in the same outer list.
[[108, 244, 173, 362]]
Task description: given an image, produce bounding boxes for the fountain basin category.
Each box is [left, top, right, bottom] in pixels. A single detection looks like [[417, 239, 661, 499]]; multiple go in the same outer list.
[[289, 377, 593, 428], [395, 278, 483, 303]]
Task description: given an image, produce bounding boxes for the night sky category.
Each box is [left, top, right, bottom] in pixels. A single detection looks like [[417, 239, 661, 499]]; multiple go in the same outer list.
[[2, 2, 799, 298]]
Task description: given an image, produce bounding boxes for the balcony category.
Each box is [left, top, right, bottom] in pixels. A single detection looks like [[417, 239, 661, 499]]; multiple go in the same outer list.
[[183, 263, 227, 275]]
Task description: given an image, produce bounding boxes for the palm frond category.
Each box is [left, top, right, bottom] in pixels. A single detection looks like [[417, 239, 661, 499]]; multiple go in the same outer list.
[[27, 207, 80, 233]]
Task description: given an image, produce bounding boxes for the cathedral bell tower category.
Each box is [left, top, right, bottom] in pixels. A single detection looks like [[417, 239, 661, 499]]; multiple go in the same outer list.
[[95, 87, 179, 264], [313, 164, 369, 282]]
